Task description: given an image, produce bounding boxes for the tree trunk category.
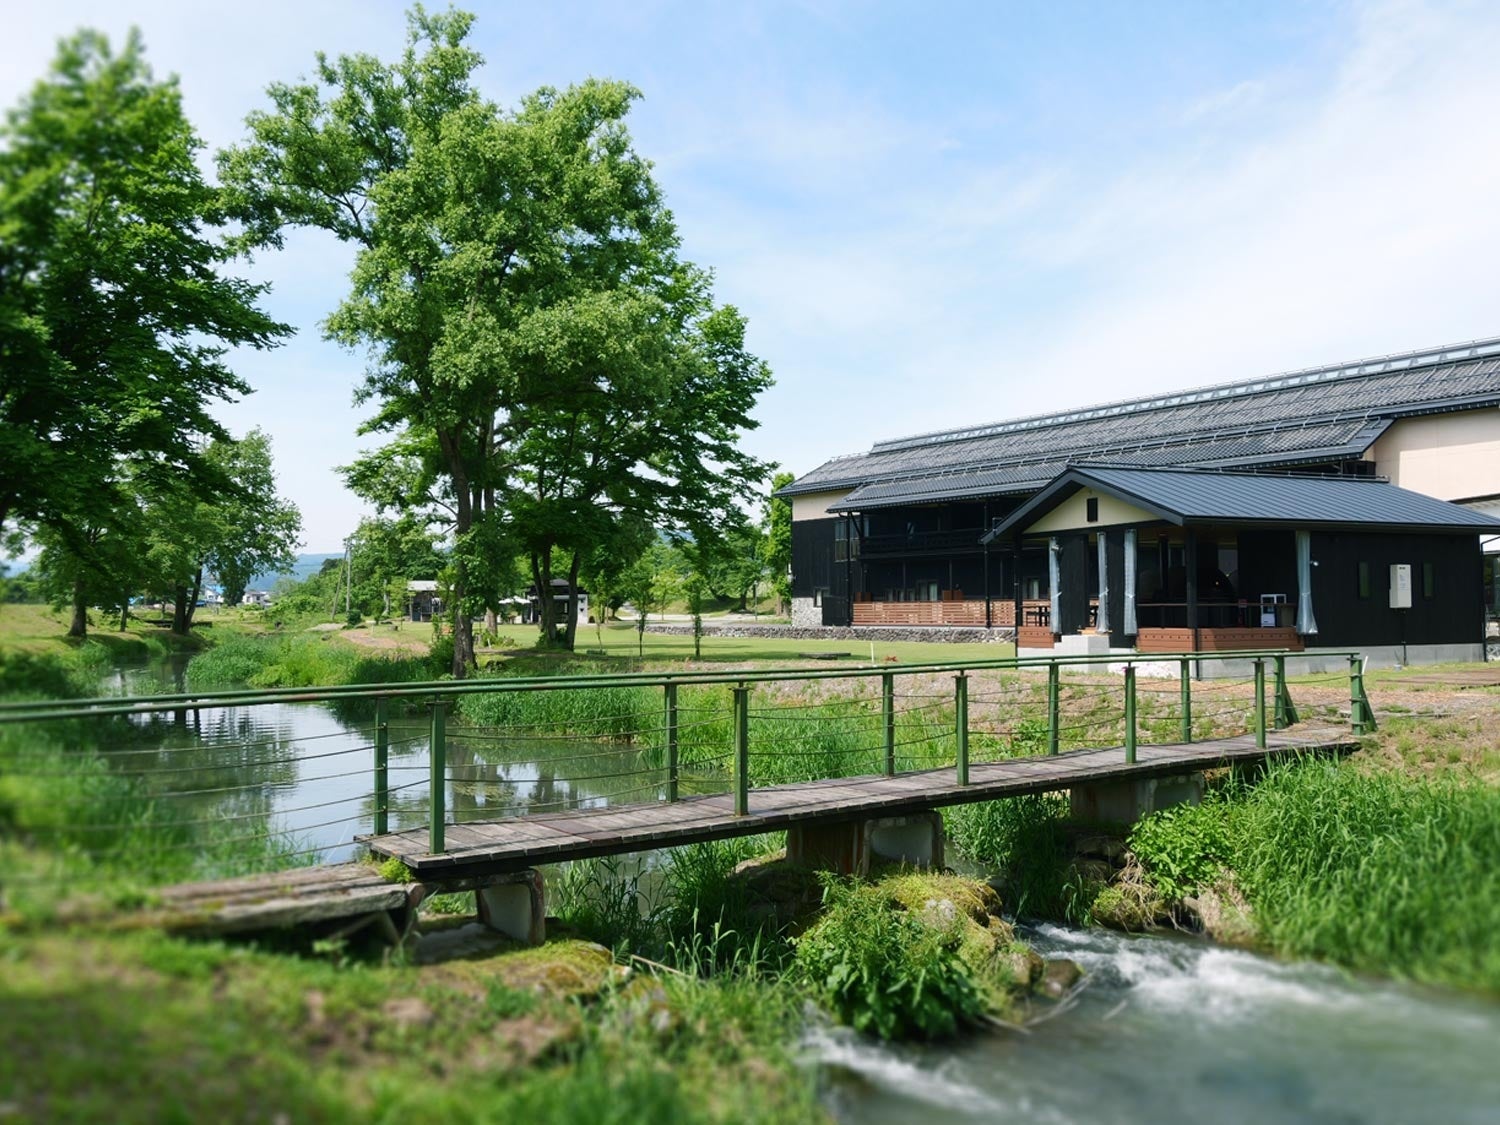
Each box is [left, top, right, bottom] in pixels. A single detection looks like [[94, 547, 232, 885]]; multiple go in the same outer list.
[[184, 567, 203, 630], [172, 585, 189, 634], [484, 607, 497, 635], [68, 577, 88, 638], [119, 602, 129, 631], [531, 550, 561, 647]]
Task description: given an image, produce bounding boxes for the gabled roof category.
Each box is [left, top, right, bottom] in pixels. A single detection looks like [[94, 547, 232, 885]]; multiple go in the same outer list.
[[785, 336, 1500, 506], [982, 466, 1500, 542]]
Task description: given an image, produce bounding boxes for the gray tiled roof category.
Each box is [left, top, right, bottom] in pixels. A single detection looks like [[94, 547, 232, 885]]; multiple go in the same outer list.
[[786, 337, 1500, 504], [985, 466, 1500, 541]]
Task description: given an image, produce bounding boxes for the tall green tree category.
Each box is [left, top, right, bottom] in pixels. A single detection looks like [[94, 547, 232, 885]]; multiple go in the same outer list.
[[0, 30, 289, 573], [221, 7, 674, 674], [145, 429, 302, 632], [765, 471, 794, 614]]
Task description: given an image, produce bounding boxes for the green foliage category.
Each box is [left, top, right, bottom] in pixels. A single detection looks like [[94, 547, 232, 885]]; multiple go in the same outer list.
[[1224, 761, 1500, 990], [1128, 796, 1237, 900], [0, 29, 290, 619], [552, 857, 665, 957], [377, 857, 413, 884], [764, 472, 793, 612], [0, 643, 112, 699], [945, 794, 1088, 923], [794, 875, 984, 1040]]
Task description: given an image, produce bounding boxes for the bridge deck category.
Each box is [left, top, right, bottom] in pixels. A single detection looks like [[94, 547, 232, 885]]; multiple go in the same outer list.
[[362, 725, 1355, 878]]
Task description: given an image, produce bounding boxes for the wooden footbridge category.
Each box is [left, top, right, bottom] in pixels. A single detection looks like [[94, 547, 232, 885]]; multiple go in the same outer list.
[[1, 650, 1373, 941]]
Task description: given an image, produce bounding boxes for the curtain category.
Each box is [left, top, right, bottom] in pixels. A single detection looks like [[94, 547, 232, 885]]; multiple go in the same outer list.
[[1123, 528, 1138, 636], [1096, 533, 1109, 633], [1296, 530, 1318, 635], [1048, 537, 1061, 631]]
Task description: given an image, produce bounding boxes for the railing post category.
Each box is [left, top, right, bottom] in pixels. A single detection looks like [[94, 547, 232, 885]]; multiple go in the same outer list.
[[665, 681, 679, 803], [428, 698, 447, 854], [1349, 655, 1376, 735], [373, 697, 390, 837], [883, 671, 896, 776], [1046, 661, 1060, 755], [1124, 664, 1137, 764], [733, 684, 750, 816], [1178, 657, 1192, 744], [1253, 659, 1267, 749], [955, 672, 969, 786], [1273, 654, 1298, 729]]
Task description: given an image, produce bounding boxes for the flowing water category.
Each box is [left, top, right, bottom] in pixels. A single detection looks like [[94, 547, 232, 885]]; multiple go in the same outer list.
[[814, 923, 1500, 1124], [90, 657, 1500, 1121]]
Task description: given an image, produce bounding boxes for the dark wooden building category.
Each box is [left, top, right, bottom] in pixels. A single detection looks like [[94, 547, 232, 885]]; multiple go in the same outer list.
[[980, 466, 1500, 664], [782, 337, 1500, 658]]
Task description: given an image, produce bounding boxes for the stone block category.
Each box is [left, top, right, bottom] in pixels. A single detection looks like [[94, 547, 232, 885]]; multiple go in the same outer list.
[[787, 811, 945, 875], [475, 868, 546, 945], [1069, 772, 1204, 826]]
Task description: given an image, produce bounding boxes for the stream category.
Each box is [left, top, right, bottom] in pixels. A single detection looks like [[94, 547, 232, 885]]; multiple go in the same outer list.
[[95, 655, 1500, 1123], [815, 923, 1500, 1124]]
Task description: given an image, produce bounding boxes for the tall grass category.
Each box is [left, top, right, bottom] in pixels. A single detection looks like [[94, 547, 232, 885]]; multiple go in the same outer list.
[[944, 794, 1089, 923], [0, 719, 311, 915], [0, 643, 115, 700], [1122, 758, 1500, 991]]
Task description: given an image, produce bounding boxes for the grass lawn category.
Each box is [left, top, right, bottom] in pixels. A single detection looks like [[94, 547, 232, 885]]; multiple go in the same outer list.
[[0, 603, 211, 660], [529, 620, 1014, 667]]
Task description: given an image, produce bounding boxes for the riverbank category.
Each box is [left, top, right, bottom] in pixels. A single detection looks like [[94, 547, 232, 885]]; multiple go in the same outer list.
[[3, 635, 1499, 1119]]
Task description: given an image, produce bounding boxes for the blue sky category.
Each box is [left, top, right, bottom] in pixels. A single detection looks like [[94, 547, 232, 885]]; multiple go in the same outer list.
[[8, 1, 1500, 550]]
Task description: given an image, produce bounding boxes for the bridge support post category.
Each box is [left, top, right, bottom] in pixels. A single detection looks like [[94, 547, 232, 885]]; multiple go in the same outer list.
[[955, 672, 969, 786], [787, 810, 945, 876], [429, 699, 448, 854], [733, 684, 750, 815], [475, 869, 546, 945], [1070, 773, 1205, 827], [1046, 662, 1060, 755], [374, 697, 390, 837], [1179, 658, 1192, 743], [665, 682, 679, 803]]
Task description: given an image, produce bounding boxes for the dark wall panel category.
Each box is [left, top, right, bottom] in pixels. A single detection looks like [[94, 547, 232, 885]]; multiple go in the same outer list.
[[791, 519, 836, 598], [1310, 532, 1481, 647]]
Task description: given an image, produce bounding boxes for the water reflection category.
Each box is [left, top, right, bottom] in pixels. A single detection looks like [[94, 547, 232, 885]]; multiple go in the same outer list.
[[84, 659, 726, 864]]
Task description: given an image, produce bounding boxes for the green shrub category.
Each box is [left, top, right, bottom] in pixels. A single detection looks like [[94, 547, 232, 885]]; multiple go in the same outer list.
[[945, 793, 1086, 922], [1128, 796, 1238, 900], [794, 875, 983, 1040]]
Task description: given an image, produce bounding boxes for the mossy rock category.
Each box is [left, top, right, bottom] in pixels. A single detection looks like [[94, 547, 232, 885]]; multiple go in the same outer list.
[[1089, 883, 1165, 931], [486, 939, 624, 999]]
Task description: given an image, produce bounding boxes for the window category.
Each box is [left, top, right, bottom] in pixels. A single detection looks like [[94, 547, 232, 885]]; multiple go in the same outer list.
[[1422, 562, 1435, 599], [1086, 497, 1099, 523], [1357, 561, 1371, 599], [833, 520, 848, 562], [812, 589, 824, 607]]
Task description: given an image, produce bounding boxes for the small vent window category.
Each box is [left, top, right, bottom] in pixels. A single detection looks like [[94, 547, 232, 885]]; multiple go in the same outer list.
[[1086, 497, 1099, 523], [1357, 562, 1371, 599]]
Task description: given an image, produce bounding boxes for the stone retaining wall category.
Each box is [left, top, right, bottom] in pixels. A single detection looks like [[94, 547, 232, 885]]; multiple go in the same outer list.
[[644, 622, 1016, 644]]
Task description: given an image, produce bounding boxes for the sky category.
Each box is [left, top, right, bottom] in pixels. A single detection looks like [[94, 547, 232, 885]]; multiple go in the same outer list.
[[7, 0, 1500, 551]]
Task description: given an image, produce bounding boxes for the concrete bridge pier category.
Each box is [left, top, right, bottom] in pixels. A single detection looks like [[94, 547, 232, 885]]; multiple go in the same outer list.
[[1069, 772, 1205, 827], [786, 810, 945, 876], [473, 869, 547, 945]]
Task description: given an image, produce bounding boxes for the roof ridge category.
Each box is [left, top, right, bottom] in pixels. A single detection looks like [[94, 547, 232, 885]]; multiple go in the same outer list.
[[1066, 461, 1392, 484], [869, 335, 1500, 454]]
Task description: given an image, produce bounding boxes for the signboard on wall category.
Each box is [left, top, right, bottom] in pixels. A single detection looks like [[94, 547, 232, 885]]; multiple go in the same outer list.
[[1389, 563, 1412, 609]]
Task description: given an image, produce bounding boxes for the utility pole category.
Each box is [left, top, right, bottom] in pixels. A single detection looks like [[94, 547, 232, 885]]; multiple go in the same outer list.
[[344, 537, 353, 618]]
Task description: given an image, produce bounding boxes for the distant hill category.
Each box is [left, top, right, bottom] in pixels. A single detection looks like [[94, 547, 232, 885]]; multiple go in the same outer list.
[[246, 553, 341, 591]]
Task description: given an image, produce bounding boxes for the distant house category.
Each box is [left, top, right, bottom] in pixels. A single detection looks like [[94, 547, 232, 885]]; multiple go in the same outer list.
[[408, 580, 442, 623], [523, 579, 589, 627], [242, 590, 271, 607]]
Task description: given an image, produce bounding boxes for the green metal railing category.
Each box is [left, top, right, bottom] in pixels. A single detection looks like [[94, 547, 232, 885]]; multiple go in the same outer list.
[[0, 648, 1373, 873]]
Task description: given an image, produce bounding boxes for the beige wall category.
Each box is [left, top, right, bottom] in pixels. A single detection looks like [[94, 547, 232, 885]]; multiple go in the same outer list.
[[1366, 409, 1500, 502], [1026, 488, 1158, 534], [791, 489, 850, 522]]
